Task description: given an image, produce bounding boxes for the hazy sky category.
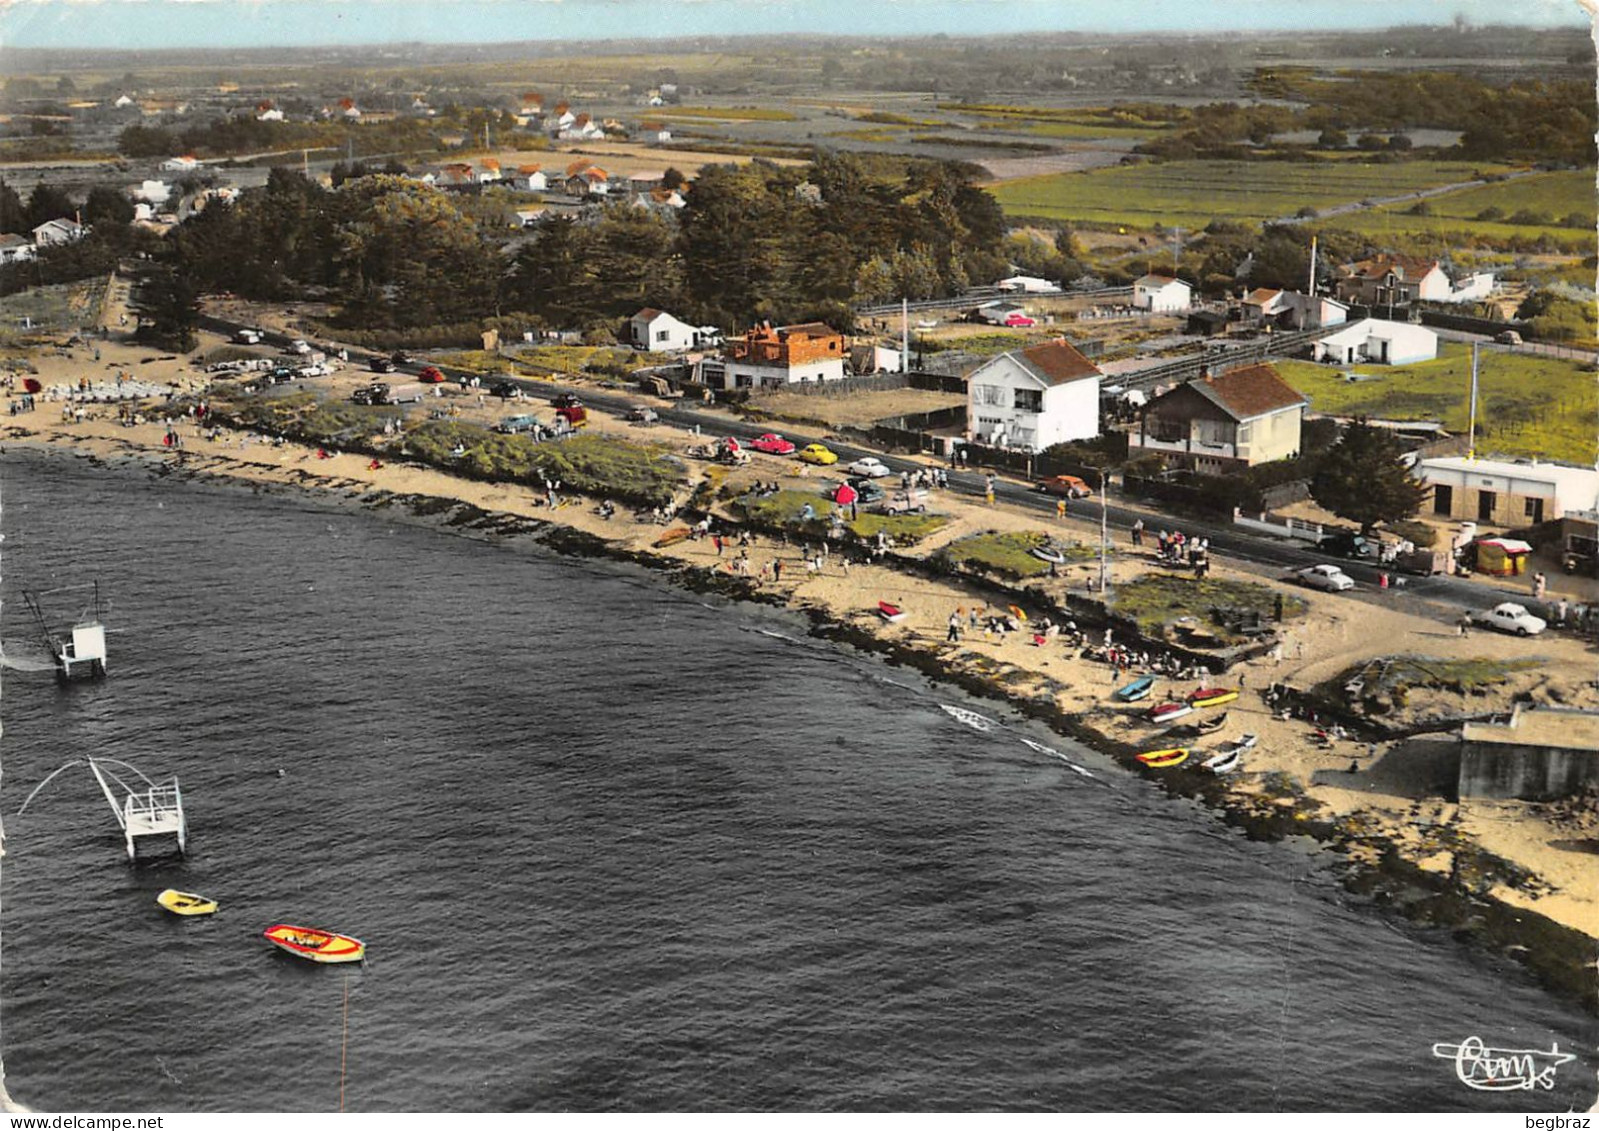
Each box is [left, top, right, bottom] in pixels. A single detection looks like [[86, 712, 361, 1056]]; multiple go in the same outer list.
[[0, 0, 1589, 50]]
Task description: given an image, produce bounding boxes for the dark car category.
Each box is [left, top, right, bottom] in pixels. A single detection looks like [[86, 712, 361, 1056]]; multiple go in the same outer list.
[[390, 350, 414, 366], [845, 478, 887, 504], [550, 392, 584, 409], [368, 356, 396, 373], [490, 381, 521, 400], [1318, 530, 1377, 560]]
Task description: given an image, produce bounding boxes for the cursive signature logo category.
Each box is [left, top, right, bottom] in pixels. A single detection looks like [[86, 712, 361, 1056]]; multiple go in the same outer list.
[[1431, 1036, 1575, 1091]]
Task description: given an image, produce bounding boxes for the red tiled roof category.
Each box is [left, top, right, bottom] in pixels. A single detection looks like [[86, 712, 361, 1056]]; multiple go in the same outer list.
[[1135, 273, 1180, 286], [566, 158, 591, 176], [635, 307, 664, 320], [1189, 362, 1307, 420], [516, 163, 541, 175], [1244, 287, 1281, 304], [1012, 339, 1101, 387], [1348, 254, 1441, 281]]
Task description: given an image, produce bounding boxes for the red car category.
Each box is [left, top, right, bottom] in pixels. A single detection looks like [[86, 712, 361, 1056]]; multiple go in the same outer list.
[[1003, 313, 1037, 328], [418, 366, 446, 384], [749, 432, 796, 456]]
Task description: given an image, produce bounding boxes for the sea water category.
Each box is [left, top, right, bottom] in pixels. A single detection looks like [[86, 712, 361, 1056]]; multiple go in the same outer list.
[[2, 453, 1593, 1112]]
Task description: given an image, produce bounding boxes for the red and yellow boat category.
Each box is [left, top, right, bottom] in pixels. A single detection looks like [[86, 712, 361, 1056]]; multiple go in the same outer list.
[[263, 923, 366, 964], [1136, 747, 1190, 768], [1187, 687, 1239, 709]]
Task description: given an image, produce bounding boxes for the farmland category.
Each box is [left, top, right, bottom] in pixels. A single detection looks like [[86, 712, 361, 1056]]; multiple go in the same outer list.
[[988, 159, 1521, 230], [1318, 170, 1595, 249], [1273, 344, 1597, 465]]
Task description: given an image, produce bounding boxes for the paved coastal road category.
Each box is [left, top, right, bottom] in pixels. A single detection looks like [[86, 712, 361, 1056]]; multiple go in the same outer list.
[[198, 315, 1557, 627]]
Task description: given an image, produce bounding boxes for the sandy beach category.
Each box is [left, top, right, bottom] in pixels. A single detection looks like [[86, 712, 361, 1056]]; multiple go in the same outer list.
[[5, 326, 1597, 1012]]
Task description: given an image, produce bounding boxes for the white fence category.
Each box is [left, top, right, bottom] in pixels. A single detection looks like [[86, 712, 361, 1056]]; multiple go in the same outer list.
[[1233, 510, 1326, 544]]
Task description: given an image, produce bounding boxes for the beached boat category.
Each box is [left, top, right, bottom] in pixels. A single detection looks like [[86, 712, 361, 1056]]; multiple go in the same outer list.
[[1187, 687, 1239, 709], [1136, 747, 1189, 768], [1193, 711, 1228, 734], [263, 923, 365, 964], [1114, 675, 1156, 702], [877, 601, 906, 623], [1007, 604, 1028, 621], [653, 527, 692, 548], [156, 889, 217, 916], [1146, 701, 1193, 724], [1201, 748, 1242, 774], [1030, 545, 1067, 565]]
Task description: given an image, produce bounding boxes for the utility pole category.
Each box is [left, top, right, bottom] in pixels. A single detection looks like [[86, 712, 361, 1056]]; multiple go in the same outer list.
[[1098, 471, 1110, 595], [901, 297, 909, 374], [1467, 340, 1479, 460], [1171, 226, 1182, 275]]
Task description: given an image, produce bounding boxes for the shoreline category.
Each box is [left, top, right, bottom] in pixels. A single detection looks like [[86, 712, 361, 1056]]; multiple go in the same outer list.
[[7, 425, 1597, 1015]]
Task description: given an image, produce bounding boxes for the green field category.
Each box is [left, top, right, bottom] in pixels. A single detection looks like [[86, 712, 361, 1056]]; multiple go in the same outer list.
[[1274, 343, 1597, 465], [1319, 170, 1595, 249], [989, 159, 1519, 230], [654, 106, 798, 122]]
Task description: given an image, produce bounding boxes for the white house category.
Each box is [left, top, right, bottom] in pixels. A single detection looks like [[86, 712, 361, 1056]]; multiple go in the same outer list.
[[967, 339, 1102, 452], [475, 159, 502, 184], [131, 179, 171, 205], [256, 108, 284, 122], [1448, 272, 1496, 304], [0, 234, 35, 265], [975, 300, 1031, 326], [32, 218, 86, 247], [1132, 274, 1193, 313], [1313, 318, 1437, 366], [160, 154, 200, 172], [513, 164, 547, 192], [114, 94, 135, 109], [848, 344, 904, 374], [628, 308, 705, 353], [997, 274, 1061, 294]]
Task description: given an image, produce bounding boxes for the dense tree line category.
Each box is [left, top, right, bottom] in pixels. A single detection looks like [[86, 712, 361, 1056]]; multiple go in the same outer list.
[[157, 154, 1008, 334]]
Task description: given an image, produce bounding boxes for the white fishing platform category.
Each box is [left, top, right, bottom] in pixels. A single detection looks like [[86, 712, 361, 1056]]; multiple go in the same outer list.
[[22, 583, 107, 680], [88, 759, 186, 861]]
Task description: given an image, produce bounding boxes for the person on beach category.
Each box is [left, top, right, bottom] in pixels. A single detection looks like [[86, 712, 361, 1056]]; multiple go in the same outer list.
[[1056, 497, 1066, 521], [984, 474, 996, 506], [712, 534, 724, 556], [1131, 518, 1144, 547], [773, 559, 784, 583], [1458, 613, 1471, 637], [1533, 572, 1546, 600], [948, 611, 962, 643]]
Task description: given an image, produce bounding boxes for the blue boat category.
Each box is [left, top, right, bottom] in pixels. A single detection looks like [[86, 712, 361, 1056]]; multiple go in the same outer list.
[[1114, 675, 1156, 702]]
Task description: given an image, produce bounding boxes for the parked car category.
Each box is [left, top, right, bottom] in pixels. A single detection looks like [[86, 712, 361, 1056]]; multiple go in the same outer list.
[[798, 443, 839, 466], [288, 339, 311, 355], [417, 366, 446, 384], [495, 414, 542, 435], [1036, 474, 1091, 498], [490, 381, 521, 400], [368, 356, 396, 373], [1495, 330, 1523, 345], [1318, 530, 1380, 560], [1294, 564, 1355, 592], [749, 432, 797, 455], [1472, 602, 1547, 636], [233, 328, 262, 345], [828, 479, 885, 505], [847, 456, 893, 478], [1003, 313, 1037, 328], [551, 392, 583, 409], [626, 405, 659, 423], [391, 350, 414, 366], [878, 489, 930, 515]]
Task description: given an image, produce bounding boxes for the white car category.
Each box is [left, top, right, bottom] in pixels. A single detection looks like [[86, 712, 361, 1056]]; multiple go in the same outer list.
[[1295, 564, 1355, 592], [847, 457, 893, 479], [1472, 602, 1547, 637], [289, 339, 312, 355]]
